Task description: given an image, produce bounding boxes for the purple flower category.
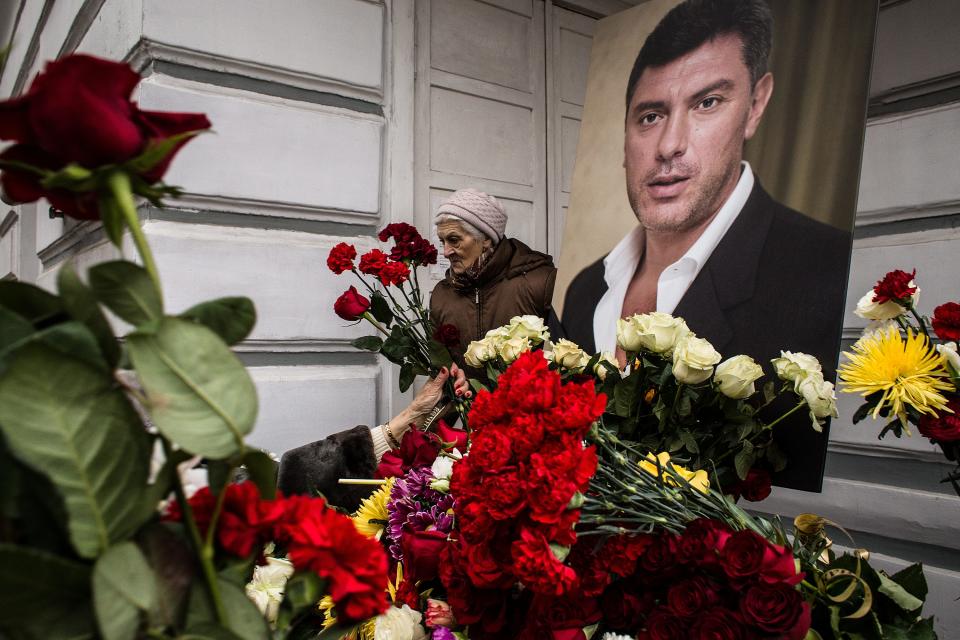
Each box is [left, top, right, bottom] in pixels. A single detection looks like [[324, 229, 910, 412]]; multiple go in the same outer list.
[[432, 627, 456, 640], [386, 467, 457, 561]]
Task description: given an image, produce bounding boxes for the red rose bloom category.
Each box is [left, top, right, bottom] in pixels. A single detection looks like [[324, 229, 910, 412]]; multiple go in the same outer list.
[[327, 242, 357, 274], [872, 269, 917, 305], [720, 530, 801, 585], [918, 396, 960, 442], [932, 302, 960, 342], [378, 260, 411, 286], [740, 583, 811, 640], [432, 323, 461, 350], [728, 468, 772, 502], [375, 428, 440, 478], [641, 607, 690, 640], [667, 577, 721, 617], [0, 55, 210, 220], [358, 249, 389, 277], [689, 607, 747, 640], [601, 581, 654, 630], [400, 529, 448, 582], [334, 286, 370, 321]]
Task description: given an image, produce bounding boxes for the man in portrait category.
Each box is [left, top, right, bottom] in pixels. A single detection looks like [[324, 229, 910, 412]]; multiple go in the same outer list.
[[557, 0, 852, 490]]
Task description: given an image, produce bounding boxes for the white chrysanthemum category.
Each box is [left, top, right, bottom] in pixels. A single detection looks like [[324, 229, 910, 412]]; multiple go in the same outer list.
[[245, 557, 294, 624]]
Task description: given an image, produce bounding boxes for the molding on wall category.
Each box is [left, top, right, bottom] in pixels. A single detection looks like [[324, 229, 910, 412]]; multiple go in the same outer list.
[[0, 210, 18, 239], [128, 39, 384, 105], [827, 440, 946, 465], [855, 199, 960, 228], [236, 339, 363, 354], [37, 219, 104, 268], [169, 193, 380, 226], [10, 0, 53, 97], [58, 0, 106, 57]]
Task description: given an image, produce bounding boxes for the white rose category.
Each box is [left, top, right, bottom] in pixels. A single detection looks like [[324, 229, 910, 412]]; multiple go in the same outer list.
[[713, 354, 764, 399], [429, 450, 461, 493], [854, 289, 908, 321], [464, 336, 497, 368], [797, 373, 838, 432], [374, 604, 428, 640], [552, 339, 590, 372], [245, 557, 294, 624], [593, 352, 620, 381], [937, 342, 960, 376], [672, 334, 721, 384], [771, 351, 822, 389], [506, 315, 549, 344], [497, 336, 530, 364], [617, 312, 690, 354]]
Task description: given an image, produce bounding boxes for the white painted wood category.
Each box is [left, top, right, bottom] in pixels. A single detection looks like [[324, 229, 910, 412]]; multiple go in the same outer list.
[[136, 221, 381, 343], [857, 103, 960, 219], [0, 210, 19, 280], [247, 365, 380, 456], [135, 75, 383, 220], [0, 0, 45, 98], [73, 0, 143, 62], [17, 0, 85, 82]]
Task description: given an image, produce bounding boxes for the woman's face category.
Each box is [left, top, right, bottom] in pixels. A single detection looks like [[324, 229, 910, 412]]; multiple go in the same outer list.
[[436, 220, 492, 275]]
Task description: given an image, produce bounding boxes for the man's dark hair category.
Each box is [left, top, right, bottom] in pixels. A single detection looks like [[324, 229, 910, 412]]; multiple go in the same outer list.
[[625, 0, 773, 109]]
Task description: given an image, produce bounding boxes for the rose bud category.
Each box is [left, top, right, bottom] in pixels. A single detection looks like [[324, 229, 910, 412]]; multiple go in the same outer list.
[[334, 286, 370, 321]]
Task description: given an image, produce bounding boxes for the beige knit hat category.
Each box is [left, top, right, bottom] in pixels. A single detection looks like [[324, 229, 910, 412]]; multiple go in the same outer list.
[[434, 188, 507, 242]]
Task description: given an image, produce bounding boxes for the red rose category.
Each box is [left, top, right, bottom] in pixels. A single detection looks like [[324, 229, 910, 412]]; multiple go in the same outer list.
[[358, 249, 389, 277], [434, 419, 468, 453], [378, 260, 411, 286], [720, 530, 801, 586], [676, 518, 732, 565], [918, 396, 960, 442], [740, 583, 810, 640], [374, 428, 440, 478], [641, 606, 690, 640], [728, 468, 772, 502], [327, 242, 357, 274], [400, 529, 449, 583], [639, 532, 678, 578], [872, 269, 917, 305], [689, 607, 747, 640], [932, 302, 960, 342], [334, 286, 370, 321], [601, 581, 654, 630], [432, 324, 461, 350], [463, 541, 514, 589], [667, 577, 721, 617], [0, 55, 210, 220]]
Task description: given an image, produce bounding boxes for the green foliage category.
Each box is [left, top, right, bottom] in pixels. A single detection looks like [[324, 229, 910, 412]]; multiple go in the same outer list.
[[181, 297, 257, 346], [0, 544, 92, 625], [0, 281, 65, 325], [127, 317, 257, 458], [0, 344, 151, 558], [242, 449, 279, 500], [93, 542, 157, 640], [57, 264, 121, 368], [89, 260, 163, 326], [368, 291, 394, 326], [351, 335, 383, 352], [186, 578, 270, 640]]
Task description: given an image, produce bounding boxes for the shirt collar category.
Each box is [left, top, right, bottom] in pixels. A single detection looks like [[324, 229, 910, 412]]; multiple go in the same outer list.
[[602, 161, 755, 286]]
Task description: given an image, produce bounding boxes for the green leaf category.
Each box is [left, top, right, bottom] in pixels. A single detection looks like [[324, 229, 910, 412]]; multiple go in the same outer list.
[[98, 192, 126, 247], [428, 339, 453, 370], [614, 377, 637, 417], [138, 523, 195, 629], [678, 430, 700, 454], [399, 362, 417, 392], [0, 544, 92, 625], [242, 449, 278, 500], [380, 326, 414, 365], [889, 563, 928, 602], [762, 380, 776, 404], [181, 623, 246, 640], [207, 460, 233, 497], [368, 291, 394, 326], [127, 317, 257, 458], [0, 281, 65, 326], [351, 335, 383, 352], [877, 570, 924, 612], [57, 264, 121, 369], [181, 297, 257, 346], [316, 622, 362, 640], [32, 321, 109, 373], [186, 578, 270, 640], [283, 572, 326, 616], [41, 162, 96, 190], [0, 344, 151, 558], [734, 447, 756, 481], [93, 542, 157, 640], [0, 306, 36, 367], [765, 442, 788, 472], [89, 260, 163, 326], [126, 130, 206, 175]]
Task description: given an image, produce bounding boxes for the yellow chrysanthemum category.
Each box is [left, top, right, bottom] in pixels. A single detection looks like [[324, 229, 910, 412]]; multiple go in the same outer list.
[[839, 326, 953, 425], [351, 477, 394, 540], [318, 595, 376, 640], [639, 452, 710, 494]]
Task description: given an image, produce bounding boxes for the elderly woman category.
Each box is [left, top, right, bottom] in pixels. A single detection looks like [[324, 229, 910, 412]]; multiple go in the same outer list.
[[278, 365, 470, 510], [431, 188, 556, 373]]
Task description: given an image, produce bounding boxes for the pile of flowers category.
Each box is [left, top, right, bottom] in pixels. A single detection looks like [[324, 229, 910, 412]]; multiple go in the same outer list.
[[167, 482, 389, 625], [463, 314, 551, 371]]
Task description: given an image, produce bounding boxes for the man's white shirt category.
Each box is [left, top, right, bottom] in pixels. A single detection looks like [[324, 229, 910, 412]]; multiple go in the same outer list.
[[592, 162, 756, 354]]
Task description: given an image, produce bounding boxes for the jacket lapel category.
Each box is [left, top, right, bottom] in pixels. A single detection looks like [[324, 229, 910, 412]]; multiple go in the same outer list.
[[673, 183, 774, 354]]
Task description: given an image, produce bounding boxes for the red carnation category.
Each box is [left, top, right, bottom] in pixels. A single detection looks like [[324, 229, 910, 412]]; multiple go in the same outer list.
[[872, 269, 917, 305], [379, 222, 438, 266], [932, 302, 960, 342], [918, 396, 960, 442], [327, 242, 357, 274], [740, 583, 811, 640], [0, 54, 210, 220], [512, 528, 578, 595], [432, 323, 461, 350], [358, 249, 390, 277], [378, 260, 411, 286], [334, 286, 370, 321]]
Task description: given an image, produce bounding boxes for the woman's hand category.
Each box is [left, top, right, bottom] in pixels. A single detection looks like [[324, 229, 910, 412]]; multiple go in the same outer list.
[[388, 365, 471, 442]]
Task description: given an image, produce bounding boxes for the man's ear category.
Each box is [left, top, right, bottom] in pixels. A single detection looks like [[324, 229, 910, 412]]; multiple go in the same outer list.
[[744, 72, 773, 140]]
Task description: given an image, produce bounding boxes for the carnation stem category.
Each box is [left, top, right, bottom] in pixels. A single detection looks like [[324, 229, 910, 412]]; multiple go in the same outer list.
[[107, 171, 162, 294], [161, 438, 228, 624]]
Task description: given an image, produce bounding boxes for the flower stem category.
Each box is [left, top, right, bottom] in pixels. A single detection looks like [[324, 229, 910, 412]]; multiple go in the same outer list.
[[107, 171, 162, 293], [161, 438, 227, 624], [763, 400, 806, 431]]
